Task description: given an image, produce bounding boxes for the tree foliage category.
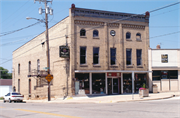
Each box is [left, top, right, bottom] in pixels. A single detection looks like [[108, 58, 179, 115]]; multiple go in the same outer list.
[[0, 67, 12, 79]]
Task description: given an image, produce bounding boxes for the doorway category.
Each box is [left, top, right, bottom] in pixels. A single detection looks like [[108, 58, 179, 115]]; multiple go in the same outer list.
[[108, 78, 119, 94]]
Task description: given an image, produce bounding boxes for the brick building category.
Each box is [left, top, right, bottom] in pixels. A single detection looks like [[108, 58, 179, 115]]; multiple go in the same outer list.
[[13, 4, 150, 99]]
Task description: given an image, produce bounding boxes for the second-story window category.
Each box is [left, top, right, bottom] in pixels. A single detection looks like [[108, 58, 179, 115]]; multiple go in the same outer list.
[[80, 29, 86, 36], [80, 47, 86, 64], [126, 49, 132, 65], [93, 30, 99, 37], [136, 33, 141, 40], [126, 32, 131, 39], [18, 63, 20, 75], [93, 47, 99, 64], [28, 61, 31, 73], [137, 49, 142, 66], [110, 48, 116, 65], [37, 59, 40, 73]]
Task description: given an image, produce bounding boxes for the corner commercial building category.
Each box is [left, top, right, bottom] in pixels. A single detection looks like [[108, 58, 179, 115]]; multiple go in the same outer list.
[[13, 5, 150, 99]]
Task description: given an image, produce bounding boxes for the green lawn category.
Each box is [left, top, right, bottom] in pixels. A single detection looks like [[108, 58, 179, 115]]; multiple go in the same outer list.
[[0, 97, 4, 100]]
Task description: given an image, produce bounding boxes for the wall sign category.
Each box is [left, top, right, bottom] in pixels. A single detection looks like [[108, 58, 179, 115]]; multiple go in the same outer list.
[[161, 54, 168, 63], [59, 46, 69, 58], [107, 72, 121, 77]]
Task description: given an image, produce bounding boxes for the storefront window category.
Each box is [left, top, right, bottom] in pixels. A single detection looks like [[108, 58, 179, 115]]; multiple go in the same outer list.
[[152, 70, 178, 80], [92, 73, 105, 94], [123, 74, 132, 93], [135, 74, 147, 93], [75, 73, 89, 94]]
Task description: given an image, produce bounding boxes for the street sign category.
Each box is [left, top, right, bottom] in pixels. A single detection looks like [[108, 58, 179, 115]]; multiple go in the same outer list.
[[45, 74, 53, 82]]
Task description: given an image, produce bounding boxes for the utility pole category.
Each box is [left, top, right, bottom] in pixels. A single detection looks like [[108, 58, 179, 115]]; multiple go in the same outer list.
[[34, 0, 53, 101]]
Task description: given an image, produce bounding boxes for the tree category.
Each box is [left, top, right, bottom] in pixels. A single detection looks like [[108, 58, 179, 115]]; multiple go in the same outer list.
[[0, 67, 12, 79]]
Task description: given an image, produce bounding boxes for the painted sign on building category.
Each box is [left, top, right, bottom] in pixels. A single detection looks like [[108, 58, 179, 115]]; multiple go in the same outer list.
[[161, 54, 168, 63]]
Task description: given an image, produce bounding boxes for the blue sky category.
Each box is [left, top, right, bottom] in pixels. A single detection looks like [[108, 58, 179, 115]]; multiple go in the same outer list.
[[0, 0, 180, 72]]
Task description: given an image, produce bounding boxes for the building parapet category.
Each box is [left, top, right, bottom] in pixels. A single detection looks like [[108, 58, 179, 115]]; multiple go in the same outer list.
[[72, 8, 149, 23]]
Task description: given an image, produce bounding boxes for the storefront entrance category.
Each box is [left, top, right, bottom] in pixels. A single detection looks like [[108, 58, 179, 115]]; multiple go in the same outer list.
[[108, 78, 119, 94]]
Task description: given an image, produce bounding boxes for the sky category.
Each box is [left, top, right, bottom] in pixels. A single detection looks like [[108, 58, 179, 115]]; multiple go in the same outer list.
[[0, 0, 180, 72]]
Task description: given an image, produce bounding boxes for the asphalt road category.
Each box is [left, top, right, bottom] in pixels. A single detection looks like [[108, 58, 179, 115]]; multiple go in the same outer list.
[[0, 97, 179, 118]]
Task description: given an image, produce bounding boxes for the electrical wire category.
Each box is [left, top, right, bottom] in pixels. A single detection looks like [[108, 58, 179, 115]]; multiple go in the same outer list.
[[2, 0, 30, 24], [1, 2, 180, 65], [0, 22, 40, 37], [149, 2, 180, 13]]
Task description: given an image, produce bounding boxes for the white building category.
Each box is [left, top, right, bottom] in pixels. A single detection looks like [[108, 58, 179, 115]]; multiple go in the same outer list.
[[0, 79, 12, 97], [148, 45, 180, 92]]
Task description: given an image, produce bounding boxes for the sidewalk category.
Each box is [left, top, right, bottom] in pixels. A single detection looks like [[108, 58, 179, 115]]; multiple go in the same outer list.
[[24, 91, 180, 104]]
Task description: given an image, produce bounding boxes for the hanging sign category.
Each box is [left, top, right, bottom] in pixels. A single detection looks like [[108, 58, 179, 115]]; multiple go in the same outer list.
[[59, 46, 69, 58]]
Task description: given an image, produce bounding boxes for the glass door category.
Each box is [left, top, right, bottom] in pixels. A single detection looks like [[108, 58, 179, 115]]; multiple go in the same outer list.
[[113, 78, 119, 94], [108, 78, 112, 94], [108, 78, 119, 94]]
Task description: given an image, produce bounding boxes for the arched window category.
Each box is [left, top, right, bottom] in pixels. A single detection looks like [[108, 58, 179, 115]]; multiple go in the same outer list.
[[80, 29, 86, 36], [136, 33, 141, 40], [93, 30, 99, 37], [126, 32, 131, 39]]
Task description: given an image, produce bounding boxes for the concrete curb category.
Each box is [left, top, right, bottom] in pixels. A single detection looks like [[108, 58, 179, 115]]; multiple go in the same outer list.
[[23, 95, 176, 104]]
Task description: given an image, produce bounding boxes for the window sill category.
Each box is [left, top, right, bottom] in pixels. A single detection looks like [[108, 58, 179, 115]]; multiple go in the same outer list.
[[93, 64, 101, 67], [136, 39, 142, 42], [126, 65, 133, 68], [126, 39, 132, 41], [80, 36, 87, 38], [110, 65, 118, 68], [93, 37, 99, 39], [80, 64, 88, 67], [137, 65, 143, 68]]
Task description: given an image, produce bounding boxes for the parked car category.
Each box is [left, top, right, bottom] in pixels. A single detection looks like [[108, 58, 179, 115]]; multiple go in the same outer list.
[[4, 92, 24, 103]]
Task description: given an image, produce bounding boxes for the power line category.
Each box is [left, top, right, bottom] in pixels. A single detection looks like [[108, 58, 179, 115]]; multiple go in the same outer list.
[[1, 2, 180, 64], [0, 22, 40, 37], [2, 0, 30, 23], [149, 2, 180, 13], [2, 3, 36, 31], [150, 31, 180, 39]]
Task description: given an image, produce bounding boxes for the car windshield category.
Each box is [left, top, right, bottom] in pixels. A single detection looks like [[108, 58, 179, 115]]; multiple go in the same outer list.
[[12, 93, 21, 95]]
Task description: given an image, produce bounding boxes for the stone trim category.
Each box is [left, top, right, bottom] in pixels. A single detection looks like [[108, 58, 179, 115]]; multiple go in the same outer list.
[[107, 23, 119, 27], [122, 24, 145, 30], [75, 20, 104, 26]]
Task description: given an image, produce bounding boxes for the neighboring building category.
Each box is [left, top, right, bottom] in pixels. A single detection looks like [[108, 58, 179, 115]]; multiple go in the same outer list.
[[0, 79, 12, 97], [13, 4, 150, 99], [148, 45, 180, 92]]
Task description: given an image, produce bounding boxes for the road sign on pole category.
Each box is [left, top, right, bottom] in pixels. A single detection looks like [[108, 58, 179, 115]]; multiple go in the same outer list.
[[45, 74, 53, 82]]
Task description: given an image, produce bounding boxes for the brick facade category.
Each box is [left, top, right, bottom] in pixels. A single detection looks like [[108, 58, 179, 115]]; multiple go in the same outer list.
[[13, 6, 150, 99]]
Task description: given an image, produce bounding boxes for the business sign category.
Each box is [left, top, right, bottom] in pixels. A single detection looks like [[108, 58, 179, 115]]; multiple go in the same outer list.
[[107, 72, 121, 77], [59, 46, 69, 58], [161, 54, 168, 63]]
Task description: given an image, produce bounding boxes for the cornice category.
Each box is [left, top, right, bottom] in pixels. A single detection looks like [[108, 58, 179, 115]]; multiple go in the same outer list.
[[107, 23, 119, 27], [122, 24, 145, 30], [74, 20, 104, 26]]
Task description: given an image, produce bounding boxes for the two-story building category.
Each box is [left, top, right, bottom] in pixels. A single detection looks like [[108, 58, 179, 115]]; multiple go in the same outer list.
[[13, 4, 150, 99]]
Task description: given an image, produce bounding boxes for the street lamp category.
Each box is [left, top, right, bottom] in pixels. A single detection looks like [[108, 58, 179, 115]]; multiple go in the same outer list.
[[26, 17, 44, 23]]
